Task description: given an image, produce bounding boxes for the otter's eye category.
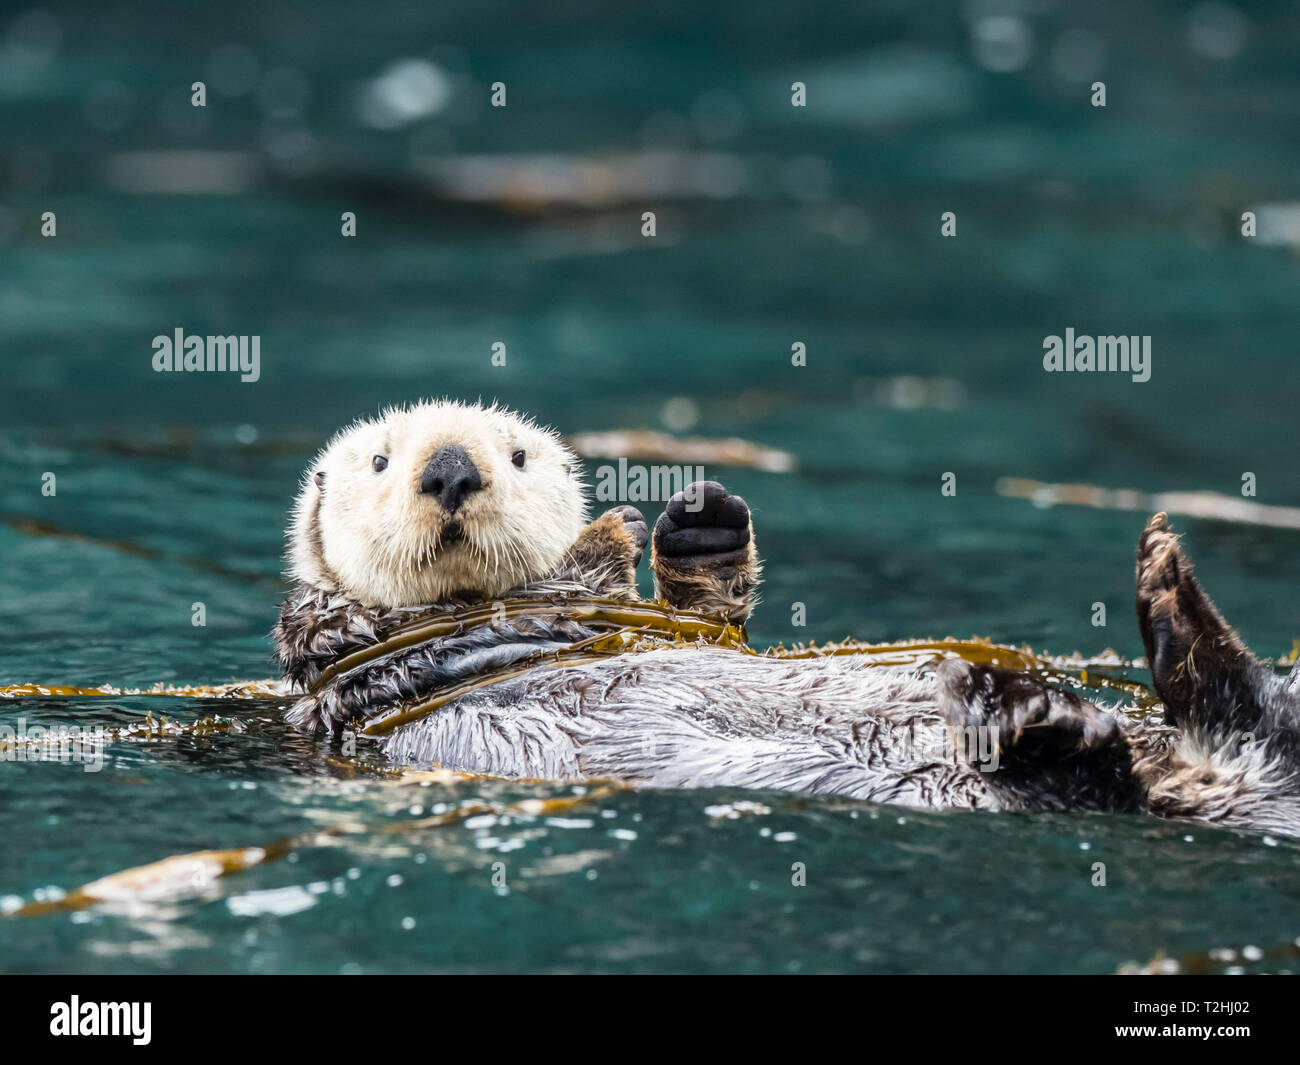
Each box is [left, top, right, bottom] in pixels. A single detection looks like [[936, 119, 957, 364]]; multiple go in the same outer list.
[[372, 455, 388, 473], [511, 450, 526, 469]]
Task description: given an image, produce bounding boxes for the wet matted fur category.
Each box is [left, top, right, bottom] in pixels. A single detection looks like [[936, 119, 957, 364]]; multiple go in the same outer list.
[[275, 403, 1300, 836]]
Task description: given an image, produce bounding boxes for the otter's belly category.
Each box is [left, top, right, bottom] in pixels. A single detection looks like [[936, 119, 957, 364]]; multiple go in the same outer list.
[[376, 651, 1003, 808]]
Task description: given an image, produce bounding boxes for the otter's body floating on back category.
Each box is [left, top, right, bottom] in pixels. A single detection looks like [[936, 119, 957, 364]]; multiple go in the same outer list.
[[275, 401, 1300, 837]]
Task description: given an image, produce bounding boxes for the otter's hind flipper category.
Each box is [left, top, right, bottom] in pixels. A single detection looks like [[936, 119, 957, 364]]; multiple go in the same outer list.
[[1134, 513, 1297, 753], [936, 658, 1124, 757], [652, 480, 761, 624], [1136, 513, 1253, 726], [935, 658, 1143, 811]]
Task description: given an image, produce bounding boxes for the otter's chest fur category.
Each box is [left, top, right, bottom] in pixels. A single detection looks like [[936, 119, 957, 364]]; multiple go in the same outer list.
[[275, 585, 1150, 814], [378, 651, 998, 806]]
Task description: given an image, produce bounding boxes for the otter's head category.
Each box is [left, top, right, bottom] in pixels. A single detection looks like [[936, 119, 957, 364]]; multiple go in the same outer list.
[[289, 400, 588, 607]]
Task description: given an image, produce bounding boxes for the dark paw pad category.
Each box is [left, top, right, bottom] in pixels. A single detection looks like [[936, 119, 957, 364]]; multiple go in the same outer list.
[[654, 481, 751, 567]]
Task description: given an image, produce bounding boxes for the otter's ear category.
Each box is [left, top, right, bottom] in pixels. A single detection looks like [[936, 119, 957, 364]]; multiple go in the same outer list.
[[314, 470, 326, 491]]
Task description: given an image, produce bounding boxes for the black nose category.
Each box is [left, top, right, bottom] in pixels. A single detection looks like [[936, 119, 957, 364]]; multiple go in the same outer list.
[[419, 445, 483, 513]]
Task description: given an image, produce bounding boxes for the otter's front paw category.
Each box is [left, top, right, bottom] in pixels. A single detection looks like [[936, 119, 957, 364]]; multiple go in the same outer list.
[[595, 504, 644, 569], [653, 481, 750, 568], [559, 506, 647, 598], [651, 481, 760, 623], [605, 505, 649, 568]]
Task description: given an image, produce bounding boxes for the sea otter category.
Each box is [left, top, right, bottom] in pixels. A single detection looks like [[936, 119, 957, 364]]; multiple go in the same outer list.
[[275, 401, 1300, 836]]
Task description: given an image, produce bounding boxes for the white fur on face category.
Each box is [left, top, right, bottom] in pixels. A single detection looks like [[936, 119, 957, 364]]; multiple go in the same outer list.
[[288, 400, 588, 607]]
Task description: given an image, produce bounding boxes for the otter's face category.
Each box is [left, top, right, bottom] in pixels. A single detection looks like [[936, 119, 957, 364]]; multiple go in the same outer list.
[[289, 401, 588, 607]]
